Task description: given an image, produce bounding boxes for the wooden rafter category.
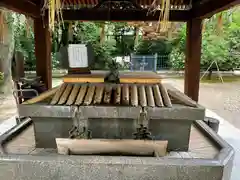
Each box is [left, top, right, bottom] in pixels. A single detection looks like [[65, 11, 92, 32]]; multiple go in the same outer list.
[[62, 9, 190, 21], [0, 0, 40, 18], [191, 0, 240, 19]]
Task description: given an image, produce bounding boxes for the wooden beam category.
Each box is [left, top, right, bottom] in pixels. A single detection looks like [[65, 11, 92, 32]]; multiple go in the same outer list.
[[34, 17, 52, 89], [184, 19, 202, 102], [0, 0, 40, 18], [191, 0, 240, 19], [62, 9, 190, 21]]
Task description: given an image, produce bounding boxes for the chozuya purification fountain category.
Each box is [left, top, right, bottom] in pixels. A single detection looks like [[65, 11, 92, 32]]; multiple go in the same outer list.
[[0, 44, 234, 180]]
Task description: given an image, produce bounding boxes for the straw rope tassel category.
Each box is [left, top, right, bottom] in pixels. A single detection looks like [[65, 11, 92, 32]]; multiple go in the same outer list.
[[44, 0, 64, 32]]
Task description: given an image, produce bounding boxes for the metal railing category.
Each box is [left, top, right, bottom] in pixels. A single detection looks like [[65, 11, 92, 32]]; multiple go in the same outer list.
[[130, 53, 170, 71]]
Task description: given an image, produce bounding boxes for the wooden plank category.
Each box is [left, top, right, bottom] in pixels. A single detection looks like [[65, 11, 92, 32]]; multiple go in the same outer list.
[[159, 84, 172, 107], [75, 84, 88, 105], [56, 138, 168, 157], [64, 77, 104, 83], [50, 84, 67, 105], [66, 84, 81, 105], [63, 77, 161, 84], [22, 86, 59, 104], [62, 9, 190, 22], [146, 85, 155, 107], [153, 84, 164, 107], [120, 78, 161, 84], [130, 84, 138, 107], [58, 84, 73, 105], [83, 85, 95, 105]]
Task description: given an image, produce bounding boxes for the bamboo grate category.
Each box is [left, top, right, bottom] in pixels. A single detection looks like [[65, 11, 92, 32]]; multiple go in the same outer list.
[[49, 83, 173, 107]]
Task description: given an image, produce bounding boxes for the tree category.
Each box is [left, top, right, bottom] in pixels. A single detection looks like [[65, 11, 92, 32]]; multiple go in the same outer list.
[[170, 8, 240, 77], [135, 39, 172, 55], [14, 15, 36, 71], [0, 10, 15, 94], [169, 25, 186, 70]]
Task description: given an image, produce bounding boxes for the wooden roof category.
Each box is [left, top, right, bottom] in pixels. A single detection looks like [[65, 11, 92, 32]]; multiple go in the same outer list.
[[0, 0, 239, 21], [61, 0, 192, 9]]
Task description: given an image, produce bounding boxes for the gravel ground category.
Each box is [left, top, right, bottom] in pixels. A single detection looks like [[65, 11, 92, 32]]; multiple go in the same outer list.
[[164, 79, 240, 129], [1, 78, 240, 129], [0, 95, 17, 122]]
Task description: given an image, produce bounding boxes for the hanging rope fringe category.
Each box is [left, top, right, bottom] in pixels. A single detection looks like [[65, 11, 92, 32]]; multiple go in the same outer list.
[[216, 13, 223, 35], [148, 0, 170, 33], [25, 17, 32, 38], [42, 0, 64, 32]]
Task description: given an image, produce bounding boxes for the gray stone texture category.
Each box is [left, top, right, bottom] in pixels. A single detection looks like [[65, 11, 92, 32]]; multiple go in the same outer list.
[[0, 155, 224, 180]]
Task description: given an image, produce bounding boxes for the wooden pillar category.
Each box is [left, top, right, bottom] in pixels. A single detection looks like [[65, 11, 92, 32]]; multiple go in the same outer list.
[[34, 17, 52, 89], [184, 19, 202, 102]]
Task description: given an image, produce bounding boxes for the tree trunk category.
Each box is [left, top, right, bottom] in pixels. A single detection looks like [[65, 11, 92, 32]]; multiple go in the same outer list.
[[61, 22, 69, 46], [100, 23, 105, 45], [0, 14, 15, 95], [134, 27, 140, 50]]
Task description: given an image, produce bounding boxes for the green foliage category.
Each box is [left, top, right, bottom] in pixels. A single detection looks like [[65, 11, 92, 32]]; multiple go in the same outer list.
[[73, 22, 100, 43], [10, 8, 239, 72], [170, 8, 240, 71], [135, 39, 172, 55], [169, 26, 186, 69], [170, 49, 185, 70], [91, 43, 114, 70], [14, 18, 36, 70], [110, 22, 135, 56], [0, 72, 3, 82]]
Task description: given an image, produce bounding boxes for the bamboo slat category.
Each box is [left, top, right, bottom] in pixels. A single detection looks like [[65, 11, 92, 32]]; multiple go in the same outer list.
[[139, 85, 147, 107], [75, 84, 88, 105], [66, 84, 80, 105], [167, 88, 197, 107], [93, 85, 104, 104], [146, 85, 155, 107], [83, 85, 96, 105], [114, 84, 121, 105], [58, 84, 73, 105], [103, 85, 112, 104], [22, 86, 59, 105], [50, 83, 67, 105], [153, 84, 164, 107], [122, 84, 129, 105], [130, 84, 138, 107], [159, 83, 172, 107]]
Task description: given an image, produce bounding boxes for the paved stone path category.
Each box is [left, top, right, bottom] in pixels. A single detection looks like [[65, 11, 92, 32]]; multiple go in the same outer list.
[[0, 95, 17, 122], [163, 79, 240, 129]]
